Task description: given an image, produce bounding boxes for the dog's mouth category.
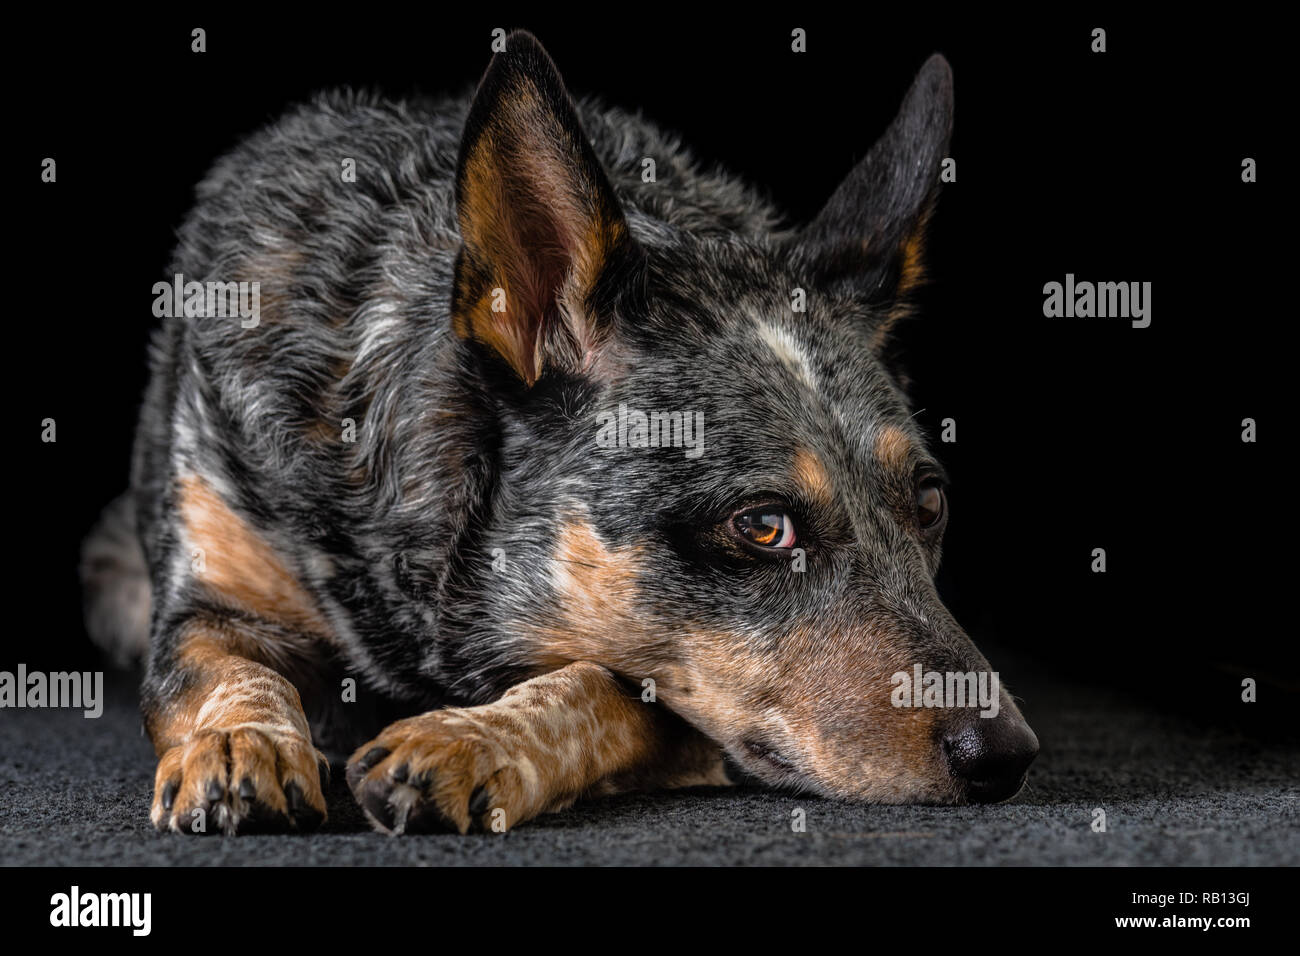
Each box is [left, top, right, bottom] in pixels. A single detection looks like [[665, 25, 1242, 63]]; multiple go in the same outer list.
[[730, 739, 1033, 804], [729, 737, 814, 789], [963, 771, 1030, 805], [743, 739, 797, 773]]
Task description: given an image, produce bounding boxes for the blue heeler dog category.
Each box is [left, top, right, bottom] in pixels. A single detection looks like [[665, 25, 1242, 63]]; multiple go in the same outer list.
[[81, 31, 1038, 835]]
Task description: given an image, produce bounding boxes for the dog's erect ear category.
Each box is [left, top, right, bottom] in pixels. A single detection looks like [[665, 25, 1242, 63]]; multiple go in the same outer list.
[[794, 54, 953, 318], [451, 30, 636, 387]]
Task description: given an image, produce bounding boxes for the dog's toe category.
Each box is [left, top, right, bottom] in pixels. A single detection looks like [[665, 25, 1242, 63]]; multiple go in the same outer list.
[[346, 714, 531, 835], [151, 725, 326, 835]]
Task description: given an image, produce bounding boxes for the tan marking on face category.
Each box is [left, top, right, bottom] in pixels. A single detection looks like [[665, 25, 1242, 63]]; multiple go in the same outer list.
[[521, 521, 952, 803], [771, 625, 946, 801], [531, 519, 647, 664], [792, 447, 833, 505], [644, 631, 780, 753], [652, 624, 951, 803], [873, 425, 913, 473], [178, 474, 332, 639], [530, 521, 701, 692]]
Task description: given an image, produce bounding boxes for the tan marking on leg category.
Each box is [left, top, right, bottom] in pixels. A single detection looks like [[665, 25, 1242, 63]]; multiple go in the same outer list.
[[178, 474, 332, 639], [147, 624, 326, 834], [227, 727, 286, 814], [149, 627, 311, 751], [347, 662, 726, 834], [792, 447, 833, 505]]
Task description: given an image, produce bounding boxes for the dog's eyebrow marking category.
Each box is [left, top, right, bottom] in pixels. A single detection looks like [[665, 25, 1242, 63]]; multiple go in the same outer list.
[[754, 319, 816, 388], [872, 425, 914, 472], [792, 448, 833, 505]]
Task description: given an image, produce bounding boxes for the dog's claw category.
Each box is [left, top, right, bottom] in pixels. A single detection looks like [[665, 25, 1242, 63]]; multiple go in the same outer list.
[[283, 781, 324, 832], [360, 780, 397, 831], [468, 785, 491, 816], [347, 711, 539, 836], [347, 747, 391, 791], [151, 726, 328, 835]]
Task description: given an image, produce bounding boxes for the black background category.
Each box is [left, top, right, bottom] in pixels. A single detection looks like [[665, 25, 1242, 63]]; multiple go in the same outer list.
[[16, 11, 1289, 731]]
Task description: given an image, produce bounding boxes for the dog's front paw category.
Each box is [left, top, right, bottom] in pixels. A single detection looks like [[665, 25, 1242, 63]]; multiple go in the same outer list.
[[346, 711, 537, 835], [151, 726, 328, 835]]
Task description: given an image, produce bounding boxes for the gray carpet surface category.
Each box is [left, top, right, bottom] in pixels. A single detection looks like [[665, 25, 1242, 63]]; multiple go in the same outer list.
[[2, 658, 1296, 866]]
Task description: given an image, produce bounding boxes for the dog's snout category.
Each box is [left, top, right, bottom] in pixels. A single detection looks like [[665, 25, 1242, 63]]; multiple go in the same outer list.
[[942, 714, 1039, 803]]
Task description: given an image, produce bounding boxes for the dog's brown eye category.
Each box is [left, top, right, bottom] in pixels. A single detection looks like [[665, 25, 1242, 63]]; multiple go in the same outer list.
[[734, 509, 797, 550], [917, 480, 945, 529]]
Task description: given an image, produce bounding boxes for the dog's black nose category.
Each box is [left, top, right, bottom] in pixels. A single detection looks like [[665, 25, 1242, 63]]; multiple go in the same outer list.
[[942, 714, 1039, 803]]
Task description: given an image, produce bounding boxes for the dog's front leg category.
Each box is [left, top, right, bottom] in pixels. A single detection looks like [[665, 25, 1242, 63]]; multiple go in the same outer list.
[[146, 622, 329, 835], [346, 661, 727, 833]]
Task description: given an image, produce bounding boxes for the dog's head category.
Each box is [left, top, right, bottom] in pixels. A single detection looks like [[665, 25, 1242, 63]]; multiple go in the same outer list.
[[451, 32, 1037, 804]]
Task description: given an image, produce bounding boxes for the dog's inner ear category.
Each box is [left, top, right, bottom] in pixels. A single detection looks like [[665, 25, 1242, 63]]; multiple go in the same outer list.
[[795, 54, 954, 335], [451, 32, 633, 387]]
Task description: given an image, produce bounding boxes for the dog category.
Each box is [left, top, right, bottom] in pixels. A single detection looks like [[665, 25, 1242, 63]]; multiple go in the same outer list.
[[81, 30, 1038, 835]]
